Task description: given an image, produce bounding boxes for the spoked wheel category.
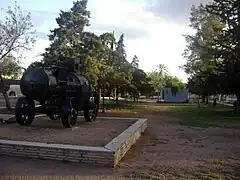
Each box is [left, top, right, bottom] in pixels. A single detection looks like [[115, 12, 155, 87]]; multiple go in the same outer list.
[[84, 91, 99, 122], [47, 113, 59, 120], [60, 100, 77, 128], [15, 97, 35, 126]]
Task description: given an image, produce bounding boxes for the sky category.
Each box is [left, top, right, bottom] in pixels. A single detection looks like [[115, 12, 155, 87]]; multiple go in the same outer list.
[[0, 0, 211, 82]]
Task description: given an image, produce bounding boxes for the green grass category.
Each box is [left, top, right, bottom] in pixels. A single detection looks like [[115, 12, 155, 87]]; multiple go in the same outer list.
[[166, 104, 240, 128], [103, 100, 240, 128]]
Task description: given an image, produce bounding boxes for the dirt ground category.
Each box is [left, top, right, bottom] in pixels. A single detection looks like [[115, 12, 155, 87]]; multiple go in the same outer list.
[[0, 110, 240, 179], [0, 116, 136, 146]]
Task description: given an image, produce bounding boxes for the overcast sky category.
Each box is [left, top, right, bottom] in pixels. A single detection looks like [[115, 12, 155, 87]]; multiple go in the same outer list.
[[0, 0, 212, 82]]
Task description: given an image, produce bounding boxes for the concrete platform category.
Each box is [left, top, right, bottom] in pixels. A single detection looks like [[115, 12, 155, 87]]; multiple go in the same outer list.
[[0, 116, 147, 168]]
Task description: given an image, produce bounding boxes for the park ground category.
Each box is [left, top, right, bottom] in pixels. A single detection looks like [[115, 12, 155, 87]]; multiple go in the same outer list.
[[1, 100, 240, 179]]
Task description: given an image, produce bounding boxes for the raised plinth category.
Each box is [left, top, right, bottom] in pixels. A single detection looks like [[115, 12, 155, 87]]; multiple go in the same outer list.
[[0, 116, 147, 168]]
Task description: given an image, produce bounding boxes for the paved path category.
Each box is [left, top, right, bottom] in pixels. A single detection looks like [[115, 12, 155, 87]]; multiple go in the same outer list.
[[0, 96, 18, 108]]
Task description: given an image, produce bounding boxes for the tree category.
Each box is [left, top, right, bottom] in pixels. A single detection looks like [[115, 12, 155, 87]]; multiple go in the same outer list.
[[0, 54, 21, 79], [41, 0, 104, 89], [129, 55, 151, 102], [206, 0, 240, 111], [111, 33, 132, 105], [148, 64, 168, 99], [42, 0, 90, 63], [0, 1, 36, 110], [28, 61, 45, 69], [131, 55, 139, 68], [182, 3, 225, 105], [164, 75, 185, 90], [30, 0, 152, 108]]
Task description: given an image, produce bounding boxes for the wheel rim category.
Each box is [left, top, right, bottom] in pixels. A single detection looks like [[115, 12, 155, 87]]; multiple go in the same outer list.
[[70, 108, 77, 125], [88, 96, 98, 120], [18, 100, 31, 124], [51, 113, 59, 120]]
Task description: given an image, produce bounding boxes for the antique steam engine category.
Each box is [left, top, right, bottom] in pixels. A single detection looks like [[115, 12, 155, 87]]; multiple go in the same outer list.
[[14, 59, 99, 128]]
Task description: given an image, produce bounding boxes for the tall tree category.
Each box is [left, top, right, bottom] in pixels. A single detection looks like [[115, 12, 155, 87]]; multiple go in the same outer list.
[[0, 1, 36, 110], [148, 64, 168, 99], [206, 0, 240, 111], [182, 3, 225, 104], [41, 0, 104, 89], [131, 55, 139, 68], [112, 33, 132, 104], [43, 0, 91, 64]]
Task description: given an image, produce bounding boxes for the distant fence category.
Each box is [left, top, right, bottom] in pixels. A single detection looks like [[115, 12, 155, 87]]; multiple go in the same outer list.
[[3, 79, 20, 85]]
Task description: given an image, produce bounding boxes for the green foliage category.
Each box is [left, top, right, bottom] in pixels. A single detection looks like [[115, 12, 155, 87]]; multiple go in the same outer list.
[[0, 1, 36, 61], [26, 0, 154, 101], [182, 1, 240, 100], [148, 64, 185, 93], [0, 55, 21, 78], [0, 0, 36, 77], [0, 1, 36, 110], [164, 75, 185, 90]]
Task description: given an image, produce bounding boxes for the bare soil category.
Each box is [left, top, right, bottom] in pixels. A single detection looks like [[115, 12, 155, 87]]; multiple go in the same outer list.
[[0, 110, 240, 179], [0, 116, 136, 146]]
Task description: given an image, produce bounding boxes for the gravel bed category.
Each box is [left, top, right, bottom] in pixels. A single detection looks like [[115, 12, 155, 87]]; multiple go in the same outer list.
[[0, 116, 136, 146]]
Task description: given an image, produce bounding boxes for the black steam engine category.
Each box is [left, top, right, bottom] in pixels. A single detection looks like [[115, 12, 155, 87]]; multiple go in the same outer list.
[[14, 59, 99, 128]]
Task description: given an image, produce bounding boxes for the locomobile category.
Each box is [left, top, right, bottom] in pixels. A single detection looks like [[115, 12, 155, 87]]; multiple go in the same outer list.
[[14, 59, 99, 128]]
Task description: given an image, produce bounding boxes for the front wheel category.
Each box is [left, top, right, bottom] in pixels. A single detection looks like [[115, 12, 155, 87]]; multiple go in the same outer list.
[[60, 100, 77, 128], [9, 91, 16, 97], [84, 91, 99, 122], [15, 97, 35, 126]]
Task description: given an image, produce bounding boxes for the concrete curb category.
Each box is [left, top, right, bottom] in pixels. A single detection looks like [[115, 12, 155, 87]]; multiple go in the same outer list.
[[0, 116, 147, 168]]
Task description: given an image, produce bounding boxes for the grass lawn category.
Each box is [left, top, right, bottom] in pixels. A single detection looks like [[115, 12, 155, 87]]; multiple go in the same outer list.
[[104, 100, 240, 128], [167, 103, 240, 128]]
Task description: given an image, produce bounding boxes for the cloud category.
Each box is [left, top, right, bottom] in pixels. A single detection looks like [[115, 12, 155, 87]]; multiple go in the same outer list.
[[145, 0, 212, 25], [21, 38, 50, 68], [36, 31, 49, 40], [89, 23, 149, 40], [87, 0, 153, 40], [29, 10, 57, 27]]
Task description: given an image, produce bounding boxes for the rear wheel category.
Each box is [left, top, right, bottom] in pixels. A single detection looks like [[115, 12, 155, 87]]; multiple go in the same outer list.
[[15, 97, 35, 126], [84, 91, 99, 122]]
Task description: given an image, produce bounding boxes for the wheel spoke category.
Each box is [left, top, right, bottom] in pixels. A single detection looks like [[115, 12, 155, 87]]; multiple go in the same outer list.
[[15, 97, 35, 126]]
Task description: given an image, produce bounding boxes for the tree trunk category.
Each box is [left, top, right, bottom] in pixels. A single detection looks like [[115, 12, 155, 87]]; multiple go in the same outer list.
[[97, 87, 101, 109], [0, 75, 13, 110], [102, 88, 105, 113], [158, 90, 161, 100], [201, 95, 206, 103], [133, 91, 136, 102], [197, 95, 200, 108], [234, 94, 240, 113], [205, 96, 209, 104], [219, 94, 223, 102], [115, 86, 119, 105], [213, 95, 217, 108]]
